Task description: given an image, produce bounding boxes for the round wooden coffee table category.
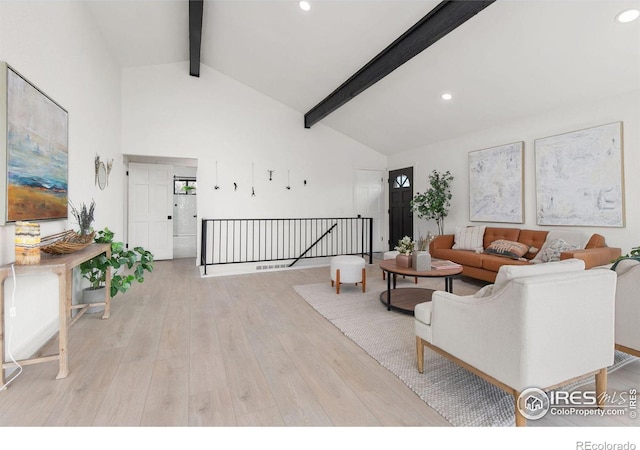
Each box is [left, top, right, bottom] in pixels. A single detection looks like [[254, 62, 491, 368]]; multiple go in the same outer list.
[[378, 259, 463, 314]]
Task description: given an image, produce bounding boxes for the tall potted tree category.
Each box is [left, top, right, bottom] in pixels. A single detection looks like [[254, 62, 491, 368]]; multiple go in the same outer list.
[[410, 170, 454, 236]]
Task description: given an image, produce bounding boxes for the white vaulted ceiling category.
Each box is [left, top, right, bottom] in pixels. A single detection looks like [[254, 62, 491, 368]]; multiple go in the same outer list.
[[85, 0, 640, 155]]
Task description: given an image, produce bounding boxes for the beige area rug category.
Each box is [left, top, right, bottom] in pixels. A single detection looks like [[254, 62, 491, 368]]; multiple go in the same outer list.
[[293, 273, 636, 427]]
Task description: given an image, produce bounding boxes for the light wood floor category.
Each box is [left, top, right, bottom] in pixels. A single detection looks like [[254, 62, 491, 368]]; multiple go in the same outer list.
[[1, 258, 638, 428]]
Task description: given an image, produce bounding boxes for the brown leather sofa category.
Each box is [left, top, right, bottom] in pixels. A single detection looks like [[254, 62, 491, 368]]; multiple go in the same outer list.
[[429, 227, 621, 283]]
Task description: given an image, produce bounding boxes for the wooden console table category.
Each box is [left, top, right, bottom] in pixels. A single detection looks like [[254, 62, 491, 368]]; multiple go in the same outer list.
[[0, 243, 111, 387]]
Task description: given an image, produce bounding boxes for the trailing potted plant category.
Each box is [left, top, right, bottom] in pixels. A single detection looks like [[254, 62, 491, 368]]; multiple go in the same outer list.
[[79, 227, 154, 312], [410, 170, 454, 235]]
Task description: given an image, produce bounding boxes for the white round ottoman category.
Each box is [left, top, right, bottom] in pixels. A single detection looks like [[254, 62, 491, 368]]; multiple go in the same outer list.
[[330, 255, 366, 294], [383, 250, 399, 260], [381, 250, 399, 280]]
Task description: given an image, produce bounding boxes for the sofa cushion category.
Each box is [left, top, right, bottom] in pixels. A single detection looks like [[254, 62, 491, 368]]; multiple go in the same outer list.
[[586, 233, 606, 249], [432, 248, 485, 268], [452, 225, 486, 252], [482, 254, 532, 273], [517, 230, 548, 259], [483, 239, 529, 260], [493, 258, 585, 292], [483, 227, 520, 249]]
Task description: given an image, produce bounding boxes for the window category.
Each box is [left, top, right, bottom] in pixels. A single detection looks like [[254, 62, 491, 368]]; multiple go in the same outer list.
[[174, 178, 197, 195], [393, 175, 410, 188]]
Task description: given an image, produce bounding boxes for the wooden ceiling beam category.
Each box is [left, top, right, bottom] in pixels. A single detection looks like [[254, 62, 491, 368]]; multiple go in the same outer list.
[[304, 0, 496, 128], [189, 0, 204, 77]]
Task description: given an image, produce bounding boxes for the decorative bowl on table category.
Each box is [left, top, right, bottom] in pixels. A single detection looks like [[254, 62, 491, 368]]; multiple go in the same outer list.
[[40, 230, 95, 255]]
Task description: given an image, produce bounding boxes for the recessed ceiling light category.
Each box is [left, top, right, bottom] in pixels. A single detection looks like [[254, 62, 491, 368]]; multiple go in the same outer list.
[[299, 1, 311, 11], [615, 9, 640, 23], [441, 93, 453, 101]]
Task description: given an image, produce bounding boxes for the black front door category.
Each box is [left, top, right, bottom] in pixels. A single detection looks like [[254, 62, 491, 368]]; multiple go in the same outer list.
[[388, 167, 413, 251]]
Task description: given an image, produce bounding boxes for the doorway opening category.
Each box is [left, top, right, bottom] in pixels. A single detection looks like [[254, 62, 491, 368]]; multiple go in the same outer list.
[[354, 169, 384, 252], [173, 170, 197, 258], [124, 155, 198, 261]]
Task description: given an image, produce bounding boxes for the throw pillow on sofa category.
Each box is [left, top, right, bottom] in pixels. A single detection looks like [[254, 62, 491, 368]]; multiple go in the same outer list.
[[532, 230, 590, 263], [452, 225, 486, 252], [483, 239, 529, 260], [537, 238, 579, 262]]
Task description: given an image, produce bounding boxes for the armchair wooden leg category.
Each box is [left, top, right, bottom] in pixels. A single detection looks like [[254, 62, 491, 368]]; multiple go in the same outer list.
[[416, 336, 424, 373], [336, 269, 341, 294], [362, 268, 366, 293], [596, 367, 607, 409], [514, 393, 527, 427]]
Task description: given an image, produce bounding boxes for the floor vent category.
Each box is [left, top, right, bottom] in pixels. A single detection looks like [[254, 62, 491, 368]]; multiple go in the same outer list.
[[256, 264, 289, 270]]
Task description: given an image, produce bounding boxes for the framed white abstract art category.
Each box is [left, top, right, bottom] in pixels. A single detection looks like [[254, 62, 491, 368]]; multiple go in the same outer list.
[[469, 141, 524, 223], [535, 122, 624, 227]]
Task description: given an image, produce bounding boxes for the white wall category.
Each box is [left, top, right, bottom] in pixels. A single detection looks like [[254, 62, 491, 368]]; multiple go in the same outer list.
[[389, 90, 640, 254], [0, 1, 122, 359], [121, 62, 387, 258]]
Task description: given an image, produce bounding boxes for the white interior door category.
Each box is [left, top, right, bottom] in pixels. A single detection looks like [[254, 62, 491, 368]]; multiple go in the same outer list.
[[128, 163, 173, 260], [355, 169, 384, 252]]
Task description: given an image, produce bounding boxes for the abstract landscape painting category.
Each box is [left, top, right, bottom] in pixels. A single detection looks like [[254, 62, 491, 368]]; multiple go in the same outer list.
[[469, 142, 524, 223], [6, 66, 68, 222], [535, 122, 624, 227]]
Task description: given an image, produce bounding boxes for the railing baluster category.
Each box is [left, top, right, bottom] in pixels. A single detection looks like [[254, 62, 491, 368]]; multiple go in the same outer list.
[[217, 220, 221, 264], [369, 217, 373, 263], [201, 219, 208, 274]]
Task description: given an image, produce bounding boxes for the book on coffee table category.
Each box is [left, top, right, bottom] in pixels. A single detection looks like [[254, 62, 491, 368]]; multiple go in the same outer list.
[[431, 259, 462, 270]]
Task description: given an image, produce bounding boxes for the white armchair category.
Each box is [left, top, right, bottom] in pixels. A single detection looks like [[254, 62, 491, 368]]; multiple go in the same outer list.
[[612, 258, 640, 357], [414, 259, 617, 426]]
